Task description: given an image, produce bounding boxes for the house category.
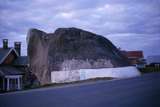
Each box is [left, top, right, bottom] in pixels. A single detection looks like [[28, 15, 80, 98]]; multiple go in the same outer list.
[[147, 55, 160, 68], [0, 39, 28, 91], [121, 50, 146, 68]]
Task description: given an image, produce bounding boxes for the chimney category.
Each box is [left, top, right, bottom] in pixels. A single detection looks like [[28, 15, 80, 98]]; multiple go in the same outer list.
[[3, 39, 8, 49], [14, 42, 21, 56]]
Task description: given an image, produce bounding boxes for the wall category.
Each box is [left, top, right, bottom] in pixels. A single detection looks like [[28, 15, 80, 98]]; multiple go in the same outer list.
[[51, 66, 141, 83]]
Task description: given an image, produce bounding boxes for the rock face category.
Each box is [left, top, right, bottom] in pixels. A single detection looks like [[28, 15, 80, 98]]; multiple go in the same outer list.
[[27, 27, 129, 85]]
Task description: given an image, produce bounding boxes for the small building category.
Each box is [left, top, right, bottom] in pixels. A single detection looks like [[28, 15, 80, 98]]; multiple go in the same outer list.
[[121, 50, 146, 68], [147, 55, 160, 68], [0, 39, 28, 91]]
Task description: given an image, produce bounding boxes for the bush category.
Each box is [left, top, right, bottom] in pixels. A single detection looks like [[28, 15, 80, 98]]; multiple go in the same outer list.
[[139, 67, 160, 73]]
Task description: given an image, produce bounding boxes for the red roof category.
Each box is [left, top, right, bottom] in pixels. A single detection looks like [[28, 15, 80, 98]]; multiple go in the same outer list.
[[121, 51, 144, 59]]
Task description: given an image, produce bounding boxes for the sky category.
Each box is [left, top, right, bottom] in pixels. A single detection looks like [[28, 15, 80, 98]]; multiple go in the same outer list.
[[0, 0, 160, 57]]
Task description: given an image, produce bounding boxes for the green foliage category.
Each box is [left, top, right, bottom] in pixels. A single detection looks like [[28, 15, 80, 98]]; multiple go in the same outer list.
[[139, 67, 160, 73]]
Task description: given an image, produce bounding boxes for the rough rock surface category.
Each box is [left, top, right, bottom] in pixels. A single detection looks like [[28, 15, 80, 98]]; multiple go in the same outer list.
[[27, 27, 129, 85]]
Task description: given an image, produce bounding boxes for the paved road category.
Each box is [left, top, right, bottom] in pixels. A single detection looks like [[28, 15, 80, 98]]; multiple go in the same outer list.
[[0, 73, 160, 107]]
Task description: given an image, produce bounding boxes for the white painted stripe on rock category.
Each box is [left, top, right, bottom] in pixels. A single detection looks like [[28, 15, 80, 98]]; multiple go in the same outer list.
[[51, 66, 141, 83]]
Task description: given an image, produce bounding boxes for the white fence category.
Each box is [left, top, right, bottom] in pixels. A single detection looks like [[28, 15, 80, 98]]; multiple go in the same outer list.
[[51, 66, 141, 83]]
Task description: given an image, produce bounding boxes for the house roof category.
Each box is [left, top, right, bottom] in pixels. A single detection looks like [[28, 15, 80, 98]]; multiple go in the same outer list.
[[0, 66, 24, 77], [13, 56, 28, 66], [0, 48, 19, 64], [0, 48, 11, 62], [121, 51, 144, 59]]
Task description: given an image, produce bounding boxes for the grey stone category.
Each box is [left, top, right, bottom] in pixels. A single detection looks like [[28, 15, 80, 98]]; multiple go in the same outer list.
[[27, 27, 129, 85]]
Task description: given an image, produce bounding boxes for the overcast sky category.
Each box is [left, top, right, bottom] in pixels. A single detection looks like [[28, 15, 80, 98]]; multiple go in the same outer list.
[[0, 0, 160, 57]]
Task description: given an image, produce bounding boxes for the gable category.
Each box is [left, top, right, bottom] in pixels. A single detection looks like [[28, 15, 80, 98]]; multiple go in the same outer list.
[[2, 50, 18, 65], [0, 48, 19, 65]]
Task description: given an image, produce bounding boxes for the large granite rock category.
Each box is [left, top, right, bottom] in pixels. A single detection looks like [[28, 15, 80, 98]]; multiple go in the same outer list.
[[27, 27, 129, 85]]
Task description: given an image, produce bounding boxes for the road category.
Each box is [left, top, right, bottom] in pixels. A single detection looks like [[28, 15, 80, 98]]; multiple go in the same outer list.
[[0, 72, 160, 107]]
